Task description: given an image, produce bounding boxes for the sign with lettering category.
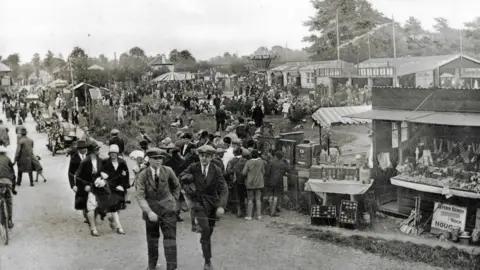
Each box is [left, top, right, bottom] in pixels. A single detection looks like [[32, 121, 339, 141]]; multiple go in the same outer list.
[[461, 68, 480, 78], [357, 67, 394, 77], [431, 202, 467, 233]]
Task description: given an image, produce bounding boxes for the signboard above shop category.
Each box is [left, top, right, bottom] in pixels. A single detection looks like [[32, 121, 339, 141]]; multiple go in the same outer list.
[[461, 68, 480, 78], [358, 67, 394, 77]]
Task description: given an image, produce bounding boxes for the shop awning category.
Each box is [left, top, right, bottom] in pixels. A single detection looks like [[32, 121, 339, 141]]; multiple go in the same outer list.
[[407, 112, 480, 127], [312, 105, 372, 128], [346, 109, 434, 122]]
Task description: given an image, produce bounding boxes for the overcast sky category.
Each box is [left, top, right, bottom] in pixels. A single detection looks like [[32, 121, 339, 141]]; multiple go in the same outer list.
[[1, 0, 479, 62]]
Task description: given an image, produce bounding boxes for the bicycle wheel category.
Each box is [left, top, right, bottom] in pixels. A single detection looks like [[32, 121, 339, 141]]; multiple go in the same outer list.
[[0, 200, 9, 245]]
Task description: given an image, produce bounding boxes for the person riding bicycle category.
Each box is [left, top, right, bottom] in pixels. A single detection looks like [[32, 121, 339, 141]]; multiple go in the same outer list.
[[0, 146, 16, 229]]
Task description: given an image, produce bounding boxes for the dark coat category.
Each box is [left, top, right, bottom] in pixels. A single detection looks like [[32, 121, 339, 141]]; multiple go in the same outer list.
[[135, 165, 181, 219], [102, 158, 130, 212], [15, 136, 34, 173], [180, 162, 228, 218], [68, 152, 84, 189], [108, 136, 125, 155], [74, 155, 103, 211], [266, 158, 290, 188]]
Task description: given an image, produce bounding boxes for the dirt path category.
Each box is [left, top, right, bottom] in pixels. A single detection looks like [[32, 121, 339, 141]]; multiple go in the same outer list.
[[0, 114, 442, 270]]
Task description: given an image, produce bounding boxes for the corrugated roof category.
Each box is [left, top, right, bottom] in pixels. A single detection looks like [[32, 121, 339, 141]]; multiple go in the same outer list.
[[312, 105, 372, 128], [408, 112, 480, 126], [347, 109, 434, 121], [358, 54, 480, 76], [270, 60, 348, 72], [0, 62, 11, 72], [347, 109, 480, 127]]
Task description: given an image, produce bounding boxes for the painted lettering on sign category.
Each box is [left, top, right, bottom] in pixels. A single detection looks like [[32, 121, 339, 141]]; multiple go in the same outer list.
[[431, 202, 467, 233]]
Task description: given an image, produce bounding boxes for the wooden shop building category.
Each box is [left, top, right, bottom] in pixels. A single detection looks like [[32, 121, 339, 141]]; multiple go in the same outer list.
[[348, 87, 480, 233]]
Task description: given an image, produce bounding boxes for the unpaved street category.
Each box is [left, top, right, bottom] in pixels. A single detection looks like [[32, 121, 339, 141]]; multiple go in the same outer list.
[[0, 115, 442, 270]]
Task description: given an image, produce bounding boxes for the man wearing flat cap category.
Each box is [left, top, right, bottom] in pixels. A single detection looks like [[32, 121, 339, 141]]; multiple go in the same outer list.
[[136, 148, 180, 270], [179, 145, 228, 270], [68, 140, 88, 221]]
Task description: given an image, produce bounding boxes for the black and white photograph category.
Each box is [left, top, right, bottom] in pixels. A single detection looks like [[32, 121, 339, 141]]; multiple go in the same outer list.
[[1, 0, 480, 269]]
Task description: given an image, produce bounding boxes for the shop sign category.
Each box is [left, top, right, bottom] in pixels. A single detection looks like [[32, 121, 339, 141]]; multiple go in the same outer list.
[[461, 68, 480, 78], [317, 68, 343, 77], [431, 202, 467, 233], [357, 67, 394, 77]]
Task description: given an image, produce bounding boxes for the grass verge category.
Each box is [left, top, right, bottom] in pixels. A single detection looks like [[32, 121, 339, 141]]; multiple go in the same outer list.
[[270, 223, 480, 270]]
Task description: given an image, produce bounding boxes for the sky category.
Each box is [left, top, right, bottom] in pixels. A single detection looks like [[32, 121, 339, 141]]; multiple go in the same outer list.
[[1, 0, 480, 62]]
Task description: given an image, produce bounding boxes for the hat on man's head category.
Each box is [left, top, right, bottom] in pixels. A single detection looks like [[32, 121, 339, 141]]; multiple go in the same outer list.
[[87, 141, 100, 152], [146, 147, 169, 159], [214, 132, 221, 137], [20, 126, 27, 135], [109, 144, 119, 154], [139, 127, 146, 132], [176, 131, 184, 138], [197, 145, 216, 155], [77, 140, 87, 149], [232, 138, 241, 145], [110, 129, 120, 135], [216, 148, 226, 154]]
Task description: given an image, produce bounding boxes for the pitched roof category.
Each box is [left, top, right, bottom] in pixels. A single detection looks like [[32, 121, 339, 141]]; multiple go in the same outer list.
[[149, 54, 173, 66], [0, 62, 11, 72], [269, 60, 350, 72], [358, 54, 480, 76], [88, 64, 104, 70]]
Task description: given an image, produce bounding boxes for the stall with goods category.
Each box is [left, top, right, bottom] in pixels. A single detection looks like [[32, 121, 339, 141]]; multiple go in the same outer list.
[[348, 86, 480, 245]]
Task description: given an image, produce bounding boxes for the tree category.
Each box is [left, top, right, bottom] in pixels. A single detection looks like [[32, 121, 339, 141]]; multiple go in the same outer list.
[[20, 63, 34, 81], [43, 50, 55, 73], [68, 47, 89, 83], [4, 54, 21, 79], [464, 17, 480, 55], [303, 0, 390, 62], [179, 50, 195, 62], [31, 53, 41, 78], [97, 54, 109, 69], [169, 49, 179, 62]]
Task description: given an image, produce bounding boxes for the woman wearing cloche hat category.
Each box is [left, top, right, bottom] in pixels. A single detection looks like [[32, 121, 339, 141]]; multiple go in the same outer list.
[[100, 144, 129, 235]]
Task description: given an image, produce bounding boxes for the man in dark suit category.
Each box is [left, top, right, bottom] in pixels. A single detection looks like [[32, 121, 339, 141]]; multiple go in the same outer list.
[[180, 145, 228, 270], [68, 140, 88, 221], [108, 129, 125, 156], [136, 148, 180, 270]]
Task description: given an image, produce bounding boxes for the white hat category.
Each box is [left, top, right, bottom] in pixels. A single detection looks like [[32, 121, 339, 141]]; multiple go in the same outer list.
[[68, 131, 76, 137], [0, 146, 7, 153], [109, 144, 119, 154]]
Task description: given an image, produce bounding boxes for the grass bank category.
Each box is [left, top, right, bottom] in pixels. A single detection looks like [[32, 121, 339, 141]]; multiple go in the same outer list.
[[270, 222, 480, 270]]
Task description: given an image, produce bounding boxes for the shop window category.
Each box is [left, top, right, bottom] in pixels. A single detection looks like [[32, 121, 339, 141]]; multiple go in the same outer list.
[[306, 72, 314, 84]]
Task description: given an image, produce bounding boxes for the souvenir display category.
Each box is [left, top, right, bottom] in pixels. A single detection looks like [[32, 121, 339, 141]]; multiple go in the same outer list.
[[395, 136, 480, 193]]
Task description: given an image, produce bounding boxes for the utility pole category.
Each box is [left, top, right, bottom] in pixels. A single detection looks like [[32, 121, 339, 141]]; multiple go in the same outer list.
[[336, 9, 341, 60], [392, 15, 397, 58], [368, 34, 372, 59]]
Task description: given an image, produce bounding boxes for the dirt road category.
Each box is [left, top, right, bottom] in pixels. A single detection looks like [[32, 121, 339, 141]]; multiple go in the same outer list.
[[0, 115, 442, 270]]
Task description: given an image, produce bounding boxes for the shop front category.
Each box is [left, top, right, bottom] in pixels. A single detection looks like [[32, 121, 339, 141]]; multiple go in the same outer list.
[[349, 87, 480, 239]]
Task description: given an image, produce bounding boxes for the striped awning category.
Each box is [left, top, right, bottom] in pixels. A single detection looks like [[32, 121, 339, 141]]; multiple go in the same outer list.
[[312, 105, 372, 128]]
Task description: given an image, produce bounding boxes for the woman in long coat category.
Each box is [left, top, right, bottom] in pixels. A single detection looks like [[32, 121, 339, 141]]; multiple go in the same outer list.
[[101, 144, 129, 234], [15, 126, 35, 186]]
